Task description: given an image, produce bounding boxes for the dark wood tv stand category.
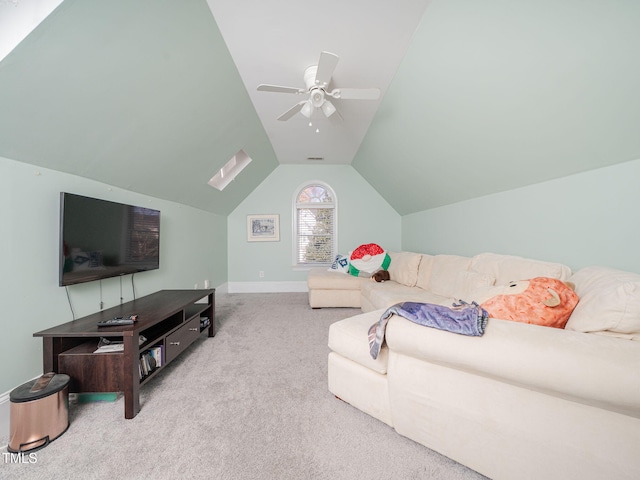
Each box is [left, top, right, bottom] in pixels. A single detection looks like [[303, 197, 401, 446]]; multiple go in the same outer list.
[[34, 289, 215, 419]]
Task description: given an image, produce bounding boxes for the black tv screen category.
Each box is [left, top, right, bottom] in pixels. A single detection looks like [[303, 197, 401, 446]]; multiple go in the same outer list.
[[59, 193, 160, 286]]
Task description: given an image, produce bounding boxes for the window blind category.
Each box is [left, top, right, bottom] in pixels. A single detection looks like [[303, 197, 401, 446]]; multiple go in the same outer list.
[[297, 207, 334, 264]]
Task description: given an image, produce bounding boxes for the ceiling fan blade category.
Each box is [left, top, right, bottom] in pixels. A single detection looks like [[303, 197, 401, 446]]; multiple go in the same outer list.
[[257, 84, 304, 94], [314, 51, 339, 88], [331, 88, 381, 100], [277, 101, 306, 121]]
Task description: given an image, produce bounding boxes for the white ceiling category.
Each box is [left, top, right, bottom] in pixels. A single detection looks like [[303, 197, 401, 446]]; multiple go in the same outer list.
[[0, 0, 63, 62], [206, 0, 432, 165]]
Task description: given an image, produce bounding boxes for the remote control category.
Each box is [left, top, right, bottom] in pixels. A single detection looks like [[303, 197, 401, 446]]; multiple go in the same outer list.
[[97, 317, 136, 327]]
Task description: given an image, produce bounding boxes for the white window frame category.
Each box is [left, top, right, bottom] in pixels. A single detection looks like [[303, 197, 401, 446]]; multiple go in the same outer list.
[[292, 181, 337, 268]]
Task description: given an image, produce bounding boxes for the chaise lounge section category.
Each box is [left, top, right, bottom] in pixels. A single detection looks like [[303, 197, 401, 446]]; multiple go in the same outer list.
[[321, 251, 640, 480], [307, 268, 368, 308]]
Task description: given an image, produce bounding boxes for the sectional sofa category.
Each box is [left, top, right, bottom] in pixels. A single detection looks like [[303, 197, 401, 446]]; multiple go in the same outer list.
[[309, 252, 640, 480]]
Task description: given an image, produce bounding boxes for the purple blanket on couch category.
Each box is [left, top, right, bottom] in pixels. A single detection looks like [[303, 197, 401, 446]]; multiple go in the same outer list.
[[368, 301, 489, 359]]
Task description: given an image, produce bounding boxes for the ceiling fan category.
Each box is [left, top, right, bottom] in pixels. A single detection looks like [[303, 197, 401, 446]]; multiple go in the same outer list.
[[257, 51, 380, 122]]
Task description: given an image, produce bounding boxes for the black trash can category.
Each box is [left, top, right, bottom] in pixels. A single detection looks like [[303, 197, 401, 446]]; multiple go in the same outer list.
[[8, 373, 71, 453]]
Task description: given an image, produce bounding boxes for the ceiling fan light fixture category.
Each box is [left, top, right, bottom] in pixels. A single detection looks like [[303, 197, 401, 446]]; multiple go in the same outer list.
[[310, 89, 324, 107], [301, 101, 314, 118], [321, 100, 336, 118]]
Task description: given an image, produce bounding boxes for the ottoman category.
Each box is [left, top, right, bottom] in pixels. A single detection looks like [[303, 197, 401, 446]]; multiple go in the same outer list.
[[308, 268, 369, 308]]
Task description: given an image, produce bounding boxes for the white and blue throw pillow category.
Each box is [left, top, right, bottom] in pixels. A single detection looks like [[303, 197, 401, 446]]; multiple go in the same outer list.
[[328, 254, 349, 274]]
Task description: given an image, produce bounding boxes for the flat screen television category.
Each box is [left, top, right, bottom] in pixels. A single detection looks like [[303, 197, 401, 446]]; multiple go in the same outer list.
[[59, 192, 161, 286]]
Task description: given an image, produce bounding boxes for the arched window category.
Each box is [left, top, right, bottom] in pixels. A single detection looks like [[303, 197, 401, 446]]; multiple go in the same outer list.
[[293, 182, 337, 266]]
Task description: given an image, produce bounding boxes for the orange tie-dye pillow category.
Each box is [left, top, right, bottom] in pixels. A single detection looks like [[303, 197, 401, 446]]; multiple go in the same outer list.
[[480, 277, 579, 329]]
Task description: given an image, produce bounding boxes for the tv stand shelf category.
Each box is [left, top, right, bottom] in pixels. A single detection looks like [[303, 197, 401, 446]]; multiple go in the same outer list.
[[34, 289, 215, 419]]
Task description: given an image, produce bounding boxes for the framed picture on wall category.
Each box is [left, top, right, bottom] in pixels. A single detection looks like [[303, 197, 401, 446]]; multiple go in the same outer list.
[[247, 214, 280, 242]]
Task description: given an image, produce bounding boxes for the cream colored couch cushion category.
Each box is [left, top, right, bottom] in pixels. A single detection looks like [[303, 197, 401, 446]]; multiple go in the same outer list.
[[328, 311, 389, 374], [452, 270, 496, 301], [470, 252, 572, 285], [415, 254, 435, 291], [428, 255, 472, 298], [385, 314, 640, 417], [566, 267, 640, 339], [309, 289, 361, 308], [361, 280, 453, 312], [387, 251, 422, 287], [307, 268, 367, 290]]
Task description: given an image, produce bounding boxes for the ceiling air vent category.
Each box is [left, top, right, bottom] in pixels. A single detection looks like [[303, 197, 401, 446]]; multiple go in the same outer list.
[[306, 157, 324, 161], [208, 149, 252, 191]]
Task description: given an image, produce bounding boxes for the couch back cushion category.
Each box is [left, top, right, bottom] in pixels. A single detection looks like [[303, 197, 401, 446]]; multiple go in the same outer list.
[[470, 252, 572, 285], [387, 251, 422, 287], [566, 267, 640, 339], [453, 271, 497, 301], [415, 254, 435, 290], [428, 255, 472, 298]]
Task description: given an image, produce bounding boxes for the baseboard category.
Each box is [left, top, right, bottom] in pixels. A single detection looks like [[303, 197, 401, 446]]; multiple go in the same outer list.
[[227, 281, 308, 293]]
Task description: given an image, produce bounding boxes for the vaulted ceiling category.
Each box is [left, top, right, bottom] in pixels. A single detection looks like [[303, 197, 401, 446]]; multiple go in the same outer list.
[[1, 0, 639, 216]]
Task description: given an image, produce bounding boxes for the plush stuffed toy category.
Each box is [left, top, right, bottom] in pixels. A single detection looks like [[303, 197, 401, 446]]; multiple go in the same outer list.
[[371, 270, 390, 282], [480, 277, 579, 329], [348, 243, 391, 277]]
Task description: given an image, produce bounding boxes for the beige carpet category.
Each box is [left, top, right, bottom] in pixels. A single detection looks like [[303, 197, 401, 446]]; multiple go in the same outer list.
[[2, 293, 486, 480]]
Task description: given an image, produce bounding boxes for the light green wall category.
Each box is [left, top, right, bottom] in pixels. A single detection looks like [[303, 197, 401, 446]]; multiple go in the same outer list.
[[0, 156, 227, 394], [402, 158, 640, 274], [354, 0, 640, 216], [227, 165, 401, 283], [0, 0, 279, 216]]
